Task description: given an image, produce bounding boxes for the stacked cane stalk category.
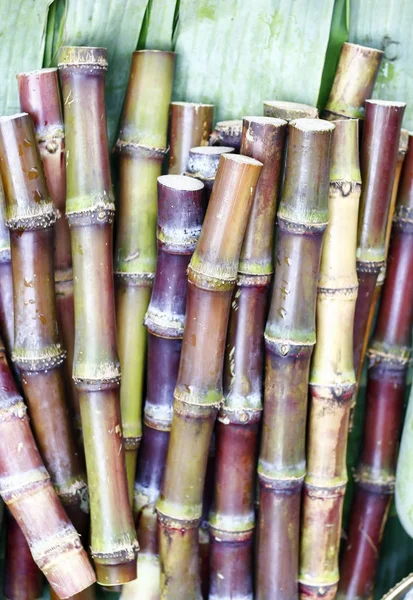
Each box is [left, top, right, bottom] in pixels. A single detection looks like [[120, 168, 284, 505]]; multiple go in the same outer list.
[[339, 135, 413, 600], [58, 46, 138, 585], [299, 119, 361, 599], [208, 116, 286, 599], [17, 68, 80, 437], [257, 118, 335, 600], [114, 50, 175, 496], [157, 153, 262, 598], [130, 175, 204, 599], [169, 102, 214, 174]]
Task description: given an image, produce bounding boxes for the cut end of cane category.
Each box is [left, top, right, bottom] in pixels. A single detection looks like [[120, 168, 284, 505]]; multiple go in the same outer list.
[[46, 548, 96, 599], [342, 41, 384, 56], [17, 67, 58, 78], [220, 153, 263, 167], [171, 101, 214, 108], [263, 100, 319, 120], [290, 118, 335, 133], [158, 174, 204, 191], [365, 99, 406, 108], [243, 115, 286, 127], [57, 46, 108, 69], [95, 559, 137, 587], [0, 112, 29, 123]]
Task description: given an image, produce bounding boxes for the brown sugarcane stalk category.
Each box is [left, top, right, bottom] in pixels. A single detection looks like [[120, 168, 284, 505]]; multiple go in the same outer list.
[[323, 43, 383, 120], [351, 100, 405, 414], [186, 145, 234, 205], [0, 335, 95, 597], [114, 50, 175, 498], [169, 102, 214, 174], [338, 133, 413, 600], [298, 119, 361, 599], [129, 174, 205, 600], [360, 128, 410, 368], [208, 116, 287, 600], [17, 68, 80, 437], [4, 512, 44, 600], [256, 118, 335, 600], [263, 101, 319, 120], [58, 46, 138, 585], [157, 153, 263, 598], [0, 113, 88, 536], [0, 178, 14, 360], [209, 120, 243, 150]]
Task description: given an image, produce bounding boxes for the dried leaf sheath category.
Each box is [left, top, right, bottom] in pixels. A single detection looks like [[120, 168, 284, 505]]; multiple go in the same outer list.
[[323, 43, 383, 120], [115, 50, 175, 496], [0, 113, 87, 536], [17, 68, 80, 437], [157, 153, 263, 599], [58, 46, 138, 585], [339, 135, 413, 600], [208, 116, 287, 600], [168, 102, 214, 175], [257, 118, 335, 600], [0, 338, 95, 597], [299, 119, 361, 599], [130, 174, 204, 600]]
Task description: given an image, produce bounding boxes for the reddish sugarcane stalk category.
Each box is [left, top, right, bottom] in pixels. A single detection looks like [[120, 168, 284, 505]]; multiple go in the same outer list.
[[115, 50, 175, 497], [157, 153, 263, 598], [58, 46, 138, 585], [298, 119, 361, 599], [3, 512, 44, 600], [209, 120, 243, 150], [338, 134, 413, 600], [0, 335, 95, 597], [323, 43, 383, 120], [129, 174, 205, 600], [360, 128, 410, 369], [208, 116, 286, 600], [0, 178, 14, 360], [256, 118, 335, 600], [186, 145, 234, 205], [17, 68, 80, 437], [169, 102, 214, 175], [351, 100, 405, 414], [0, 113, 88, 537]]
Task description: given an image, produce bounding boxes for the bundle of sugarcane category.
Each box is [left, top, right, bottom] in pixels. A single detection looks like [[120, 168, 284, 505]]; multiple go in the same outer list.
[[339, 134, 413, 600], [257, 118, 335, 600]]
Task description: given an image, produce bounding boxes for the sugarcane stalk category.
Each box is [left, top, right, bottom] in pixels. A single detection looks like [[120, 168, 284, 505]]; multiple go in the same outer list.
[[263, 101, 319, 120], [186, 145, 234, 205], [4, 512, 44, 600], [359, 128, 410, 376], [169, 102, 214, 175], [0, 335, 95, 597], [17, 67, 81, 439], [58, 46, 138, 585], [323, 43, 383, 120], [114, 50, 175, 498], [208, 116, 286, 600], [127, 174, 205, 600], [157, 153, 262, 598], [0, 113, 88, 537], [256, 118, 335, 600], [209, 120, 243, 150], [339, 133, 413, 600], [0, 177, 14, 361], [298, 119, 361, 599], [351, 101, 405, 411]]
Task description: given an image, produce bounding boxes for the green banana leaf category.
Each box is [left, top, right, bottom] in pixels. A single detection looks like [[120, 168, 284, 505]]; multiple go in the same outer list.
[[173, 0, 341, 123], [140, 0, 179, 50], [0, 0, 53, 116], [45, 0, 149, 145], [349, 0, 413, 129]]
